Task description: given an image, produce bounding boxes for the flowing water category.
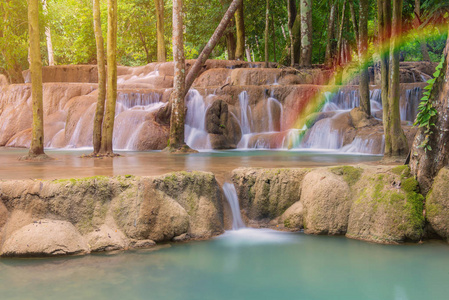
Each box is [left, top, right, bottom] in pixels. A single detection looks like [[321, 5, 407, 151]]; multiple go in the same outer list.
[[0, 232, 448, 300], [222, 182, 245, 230]]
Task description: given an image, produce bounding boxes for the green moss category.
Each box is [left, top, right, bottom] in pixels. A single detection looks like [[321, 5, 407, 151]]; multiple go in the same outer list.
[[401, 177, 419, 193], [284, 218, 291, 228], [330, 166, 363, 186]]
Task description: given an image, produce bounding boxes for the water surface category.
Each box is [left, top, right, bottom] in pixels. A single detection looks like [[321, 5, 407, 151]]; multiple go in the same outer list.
[[0, 148, 381, 181], [0, 230, 447, 300]]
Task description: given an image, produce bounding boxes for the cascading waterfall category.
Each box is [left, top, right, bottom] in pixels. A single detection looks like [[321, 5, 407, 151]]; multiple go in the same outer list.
[[184, 89, 211, 150], [222, 182, 245, 230], [238, 91, 253, 135]]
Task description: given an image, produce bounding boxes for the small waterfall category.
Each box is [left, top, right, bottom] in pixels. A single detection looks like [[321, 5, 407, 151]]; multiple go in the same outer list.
[[238, 91, 253, 135], [267, 96, 283, 132], [302, 112, 345, 150], [184, 89, 211, 150], [401, 87, 422, 122], [223, 182, 245, 230]]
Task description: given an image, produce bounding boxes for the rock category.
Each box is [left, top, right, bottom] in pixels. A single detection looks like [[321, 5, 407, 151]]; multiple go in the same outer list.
[[426, 168, 449, 241], [23, 65, 99, 83], [206, 99, 228, 135], [232, 168, 308, 222], [0, 74, 8, 86], [129, 239, 156, 249], [278, 201, 304, 229], [193, 68, 232, 88], [346, 166, 424, 243], [87, 224, 128, 252], [230, 68, 291, 86], [350, 107, 380, 128], [172, 233, 190, 242], [205, 99, 241, 149], [1, 219, 89, 257], [301, 169, 351, 235]]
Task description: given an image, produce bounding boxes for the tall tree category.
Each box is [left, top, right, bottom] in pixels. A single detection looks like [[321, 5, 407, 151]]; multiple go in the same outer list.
[[349, 0, 359, 46], [91, 0, 106, 155], [287, 0, 297, 66], [335, 0, 347, 84], [42, 0, 55, 66], [234, 1, 245, 60], [100, 0, 118, 156], [155, 0, 166, 62], [358, 0, 370, 116], [264, 0, 270, 67], [220, 0, 237, 60], [414, 0, 431, 62], [300, 0, 312, 67], [410, 26, 449, 194], [24, 0, 48, 160], [324, 0, 337, 68], [384, 0, 408, 158], [168, 0, 188, 151]]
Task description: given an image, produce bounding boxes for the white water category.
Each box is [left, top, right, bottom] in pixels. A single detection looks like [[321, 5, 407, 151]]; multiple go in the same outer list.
[[222, 182, 245, 230], [184, 90, 211, 150], [238, 91, 253, 135]]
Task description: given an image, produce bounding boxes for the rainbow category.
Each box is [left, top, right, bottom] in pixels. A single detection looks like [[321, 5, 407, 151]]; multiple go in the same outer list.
[[284, 21, 448, 149]]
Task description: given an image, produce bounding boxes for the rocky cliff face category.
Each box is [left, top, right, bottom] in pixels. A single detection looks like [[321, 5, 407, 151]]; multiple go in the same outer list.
[[0, 171, 224, 257]]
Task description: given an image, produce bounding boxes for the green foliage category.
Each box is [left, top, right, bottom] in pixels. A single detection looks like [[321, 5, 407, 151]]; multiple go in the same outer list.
[[414, 56, 445, 152], [0, 0, 29, 75]]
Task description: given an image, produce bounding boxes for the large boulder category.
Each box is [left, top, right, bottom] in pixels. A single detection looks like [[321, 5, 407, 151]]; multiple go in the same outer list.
[[346, 166, 424, 243], [426, 168, 449, 241], [1, 219, 89, 257], [301, 169, 351, 235], [205, 99, 241, 149], [232, 168, 308, 222]]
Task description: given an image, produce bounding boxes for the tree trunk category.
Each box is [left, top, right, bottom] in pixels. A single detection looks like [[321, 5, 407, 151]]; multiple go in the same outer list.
[[386, 0, 408, 158], [100, 0, 118, 156], [410, 29, 449, 194], [271, 12, 276, 62], [226, 30, 237, 60], [184, 0, 243, 94], [92, 0, 106, 155], [287, 0, 297, 67], [43, 0, 55, 66], [349, 0, 359, 47], [234, 2, 245, 60], [265, 0, 269, 68], [335, 0, 347, 85], [378, 0, 391, 156], [414, 0, 430, 62], [27, 0, 46, 157], [324, 0, 337, 68], [358, 0, 370, 116], [220, 0, 237, 60], [155, 0, 166, 62], [169, 0, 187, 150], [300, 0, 312, 67]]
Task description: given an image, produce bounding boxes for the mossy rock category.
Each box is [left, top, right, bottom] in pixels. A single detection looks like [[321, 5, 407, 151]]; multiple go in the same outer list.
[[426, 168, 449, 241], [232, 168, 308, 221], [347, 166, 424, 243]]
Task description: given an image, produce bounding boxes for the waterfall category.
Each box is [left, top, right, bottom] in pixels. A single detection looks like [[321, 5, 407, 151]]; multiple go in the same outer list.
[[238, 91, 253, 135], [223, 182, 245, 230], [267, 96, 283, 132], [184, 89, 211, 150]]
